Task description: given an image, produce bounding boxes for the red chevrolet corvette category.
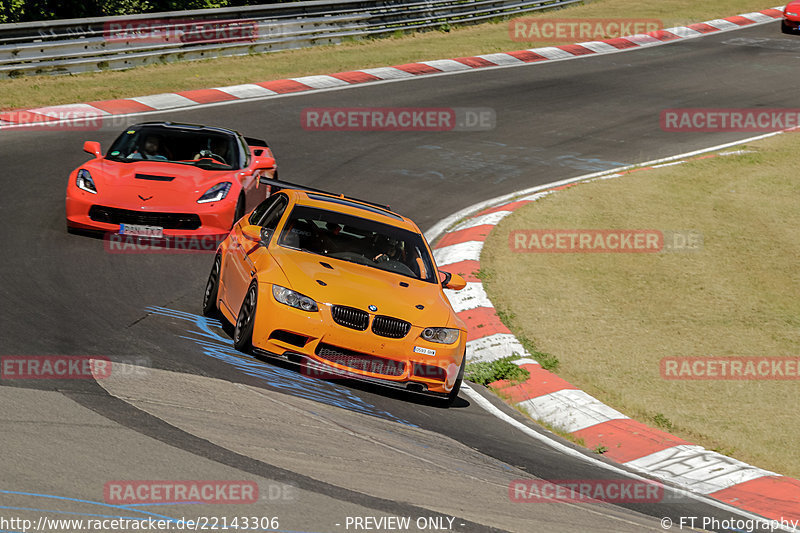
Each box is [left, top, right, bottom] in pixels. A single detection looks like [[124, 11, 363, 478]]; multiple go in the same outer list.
[[783, 1, 800, 33], [66, 122, 277, 237]]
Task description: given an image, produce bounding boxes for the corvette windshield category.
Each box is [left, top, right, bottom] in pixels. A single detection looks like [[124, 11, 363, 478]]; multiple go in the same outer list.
[[278, 205, 437, 283], [106, 126, 241, 170]]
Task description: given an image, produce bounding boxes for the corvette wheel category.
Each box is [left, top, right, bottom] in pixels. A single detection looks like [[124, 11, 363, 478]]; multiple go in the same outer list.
[[782, 21, 792, 34], [202, 254, 222, 317], [233, 282, 258, 352]]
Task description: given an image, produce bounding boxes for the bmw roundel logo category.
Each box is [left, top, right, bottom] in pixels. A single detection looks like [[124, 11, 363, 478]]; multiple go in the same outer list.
[[368, 305, 378, 312]]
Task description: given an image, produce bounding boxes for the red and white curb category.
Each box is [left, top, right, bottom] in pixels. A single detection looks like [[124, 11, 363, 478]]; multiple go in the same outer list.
[[431, 141, 800, 523], [0, 7, 784, 129]]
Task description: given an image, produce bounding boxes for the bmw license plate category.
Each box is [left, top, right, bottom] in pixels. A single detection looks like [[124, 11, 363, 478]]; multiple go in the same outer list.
[[120, 223, 163, 238]]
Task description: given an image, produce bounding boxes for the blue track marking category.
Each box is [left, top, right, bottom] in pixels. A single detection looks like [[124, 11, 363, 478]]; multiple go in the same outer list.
[[145, 306, 415, 426]]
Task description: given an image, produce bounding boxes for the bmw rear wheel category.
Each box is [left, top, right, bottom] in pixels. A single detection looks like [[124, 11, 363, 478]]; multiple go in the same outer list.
[[233, 282, 258, 352]]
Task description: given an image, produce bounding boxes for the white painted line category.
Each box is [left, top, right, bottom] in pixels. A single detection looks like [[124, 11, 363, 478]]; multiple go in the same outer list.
[[452, 210, 512, 231], [528, 47, 574, 60], [30, 103, 109, 118], [432, 240, 482, 266], [663, 26, 703, 39], [475, 53, 525, 66], [443, 282, 492, 313], [650, 161, 687, 169], [216, 84, 278, 98], [576, 41, 620, 54], [131, 93, 197, 110], [624, 34, 664, 46], [466, 333, 533, 363], [291, 75, 349, 89], [624, 445, 776, 494], [518, 389, 629, 433], [419, 59, 472, 72], [705, 18, 742, 31], [462, 386, 789, 530], [739, 11, 780, 24], [511, 358, 539, 366], [358, 67, 416, 80]]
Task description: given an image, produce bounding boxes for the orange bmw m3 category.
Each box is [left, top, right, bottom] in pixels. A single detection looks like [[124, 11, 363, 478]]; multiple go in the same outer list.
[[202, 181, 468, 404]]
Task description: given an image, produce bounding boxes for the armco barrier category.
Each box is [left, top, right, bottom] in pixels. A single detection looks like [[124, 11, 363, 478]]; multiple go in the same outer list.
[[0, 0, 579, 77]]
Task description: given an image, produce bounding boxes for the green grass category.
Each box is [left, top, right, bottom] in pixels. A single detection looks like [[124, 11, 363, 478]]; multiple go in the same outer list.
[[465, 355, 530, 385], [480, 133, 800, 478]]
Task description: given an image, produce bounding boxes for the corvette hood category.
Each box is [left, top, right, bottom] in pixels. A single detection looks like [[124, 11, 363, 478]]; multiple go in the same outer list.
[[83, 159, 232, 209], [269, 247, 455, 328]]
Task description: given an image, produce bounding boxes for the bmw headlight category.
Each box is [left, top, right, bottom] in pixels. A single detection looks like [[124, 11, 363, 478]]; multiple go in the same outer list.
[[76, 169, 97, 194], [272, 285, 318, 312], [197, 182, 232, 203], [421, 327, 460, 344]]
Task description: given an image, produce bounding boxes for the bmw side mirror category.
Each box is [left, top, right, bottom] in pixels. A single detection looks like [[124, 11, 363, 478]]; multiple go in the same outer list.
[[440, 270, 467, 291]]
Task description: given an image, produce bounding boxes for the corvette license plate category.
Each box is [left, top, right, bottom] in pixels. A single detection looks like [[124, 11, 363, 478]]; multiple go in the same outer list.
[[120, 223, 163, 238]]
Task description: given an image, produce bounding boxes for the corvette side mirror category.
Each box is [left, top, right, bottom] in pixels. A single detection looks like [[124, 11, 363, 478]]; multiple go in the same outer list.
[[83, 141, 102, 158], [440, 271, 466, 291], [253, 157, 275, 171]]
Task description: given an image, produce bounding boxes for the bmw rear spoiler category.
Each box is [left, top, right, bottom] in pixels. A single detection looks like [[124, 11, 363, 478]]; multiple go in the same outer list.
[[259, 177, 392, 212]]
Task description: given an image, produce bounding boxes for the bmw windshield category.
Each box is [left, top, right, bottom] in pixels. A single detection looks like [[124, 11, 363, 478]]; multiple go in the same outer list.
[[278, 205, 437, 283]]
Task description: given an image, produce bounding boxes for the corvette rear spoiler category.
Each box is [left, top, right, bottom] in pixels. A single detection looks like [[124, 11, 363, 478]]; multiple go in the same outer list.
[[259, 177, 392, 212], [245, 137, 269, 147]]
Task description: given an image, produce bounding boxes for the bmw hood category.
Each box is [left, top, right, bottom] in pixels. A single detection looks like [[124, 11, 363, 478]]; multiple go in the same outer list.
[[269, 247, 456, 328]]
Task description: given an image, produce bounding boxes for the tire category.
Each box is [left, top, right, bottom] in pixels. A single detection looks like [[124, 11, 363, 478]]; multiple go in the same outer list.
[[446, 355, 466, 406], [232, 194, 245, 228], [202, 254, 222, 317], [782, 21, 792, 34], [233, 281, 258, 353]]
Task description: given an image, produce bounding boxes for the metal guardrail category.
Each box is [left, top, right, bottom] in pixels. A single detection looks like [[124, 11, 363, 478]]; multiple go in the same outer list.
[[0, 0, 579, 78]]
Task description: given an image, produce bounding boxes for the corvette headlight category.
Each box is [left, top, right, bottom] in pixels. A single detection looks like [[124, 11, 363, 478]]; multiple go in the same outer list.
[[197, 182, 232, 203], [421, 327, 460, 344], [788, 11, 798, 16], [76, 169, 97, 194], [272, 285, 318, 312]]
